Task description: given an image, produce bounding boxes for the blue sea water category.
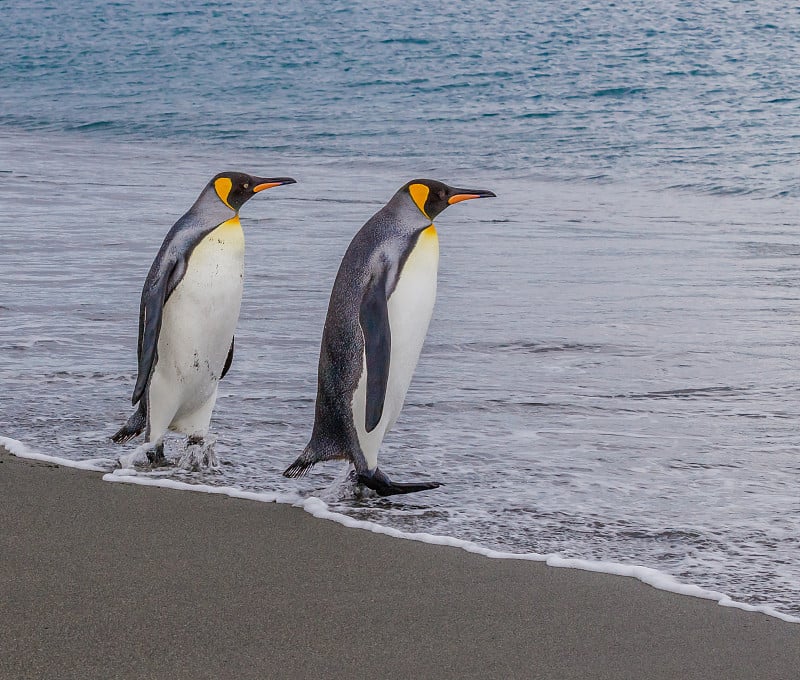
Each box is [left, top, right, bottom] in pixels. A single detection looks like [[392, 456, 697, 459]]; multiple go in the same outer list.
[[1, 1, 799, 617]]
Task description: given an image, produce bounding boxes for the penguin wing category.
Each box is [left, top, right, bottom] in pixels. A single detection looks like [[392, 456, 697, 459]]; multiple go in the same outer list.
[[131, 251, 188, 405], [359, 268, 391, 432], [220, 336, 235, 380]]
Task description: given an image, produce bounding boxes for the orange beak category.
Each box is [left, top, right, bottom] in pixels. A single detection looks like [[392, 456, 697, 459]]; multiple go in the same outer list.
[[447, 188, 497, 204], [252, 177, 297, 193], [448, 193, 482, 205]]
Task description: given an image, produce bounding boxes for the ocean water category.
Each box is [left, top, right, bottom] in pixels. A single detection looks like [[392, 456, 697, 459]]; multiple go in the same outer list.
[[1, 1, 799, 619]]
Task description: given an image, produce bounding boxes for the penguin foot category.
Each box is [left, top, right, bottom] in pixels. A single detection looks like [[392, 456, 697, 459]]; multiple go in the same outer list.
[[117, 441, 166, 469], [356, 468, 442, 497], [177, 436, 219, 471], [146, 442, 169, 467]]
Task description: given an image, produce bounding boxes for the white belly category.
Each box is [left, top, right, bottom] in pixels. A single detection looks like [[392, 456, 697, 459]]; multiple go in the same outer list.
[[353, 226, 439, 469], [149, 217, 244, 434]]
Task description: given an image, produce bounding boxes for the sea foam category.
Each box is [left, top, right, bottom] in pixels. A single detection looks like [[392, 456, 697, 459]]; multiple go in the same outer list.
[[0, 435, 111, 472]]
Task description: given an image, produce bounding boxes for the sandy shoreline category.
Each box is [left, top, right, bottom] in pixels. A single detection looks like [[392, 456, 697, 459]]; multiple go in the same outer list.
[[1, 449, 798, 680]]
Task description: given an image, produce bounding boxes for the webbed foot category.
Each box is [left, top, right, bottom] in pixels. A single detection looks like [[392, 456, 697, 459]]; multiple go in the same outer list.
[[117, 441, 168, 469], [356, 467, 442, 497], [146, 441, 169, 467]]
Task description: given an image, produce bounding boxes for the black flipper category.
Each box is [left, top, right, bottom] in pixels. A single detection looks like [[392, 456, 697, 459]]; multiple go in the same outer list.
[[132, 256, 186, 406], [220, 336, 235, 380], [357, 467, 442, 497], [111, 400, 147, 444], [359, 268, 391, 432]]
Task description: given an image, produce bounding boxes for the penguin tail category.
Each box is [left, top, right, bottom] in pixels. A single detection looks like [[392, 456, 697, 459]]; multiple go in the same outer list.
[[282, 456, 314, 478], [283, 440, 348, 478], [111, 402, 146, 444], [283, 445, 320, 477]]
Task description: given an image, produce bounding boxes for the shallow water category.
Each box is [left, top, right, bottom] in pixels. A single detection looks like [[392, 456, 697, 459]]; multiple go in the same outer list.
[[1, 0, 799, 618]]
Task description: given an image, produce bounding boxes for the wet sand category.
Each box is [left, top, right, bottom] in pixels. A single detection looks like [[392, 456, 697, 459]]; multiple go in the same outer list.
[[1, 449, 798, 680]]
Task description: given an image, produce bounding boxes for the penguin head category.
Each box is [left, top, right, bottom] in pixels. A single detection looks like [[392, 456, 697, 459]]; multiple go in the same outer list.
[[211, 172, 296, 211], [402, 179, 496, 220]]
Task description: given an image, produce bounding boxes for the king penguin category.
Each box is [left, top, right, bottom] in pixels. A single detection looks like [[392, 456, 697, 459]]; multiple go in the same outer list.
[[112, 171, 296, 465], [284, 179, 495, 495]]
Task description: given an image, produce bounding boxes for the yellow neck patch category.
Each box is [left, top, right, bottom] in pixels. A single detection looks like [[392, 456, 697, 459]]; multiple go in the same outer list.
[[205, 215, 244, 249], [416, 224, 438, 253], [408, 183, 430, 218], [420, 224, 437, 240], [214, 177, 234, 210], [218, 215, 241, 231]]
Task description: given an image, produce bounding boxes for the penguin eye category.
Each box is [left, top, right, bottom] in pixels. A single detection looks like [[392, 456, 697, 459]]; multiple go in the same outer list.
[[243, 183, 250, 189]]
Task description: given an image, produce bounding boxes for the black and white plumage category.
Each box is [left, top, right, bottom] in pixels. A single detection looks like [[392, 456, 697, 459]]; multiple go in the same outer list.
[[284, 179, 495, 495], [112, 172, 295, 464]]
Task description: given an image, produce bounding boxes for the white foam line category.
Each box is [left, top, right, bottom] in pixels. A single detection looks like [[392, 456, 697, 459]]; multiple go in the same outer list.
[[0, 436, 109, 472], [3, 439, 798, 625], [103, 470, 301, 505]]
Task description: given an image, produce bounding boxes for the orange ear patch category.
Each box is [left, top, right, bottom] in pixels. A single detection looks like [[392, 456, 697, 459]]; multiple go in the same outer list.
[[408, 183, 430, 217], [214, 177, 234, 209]]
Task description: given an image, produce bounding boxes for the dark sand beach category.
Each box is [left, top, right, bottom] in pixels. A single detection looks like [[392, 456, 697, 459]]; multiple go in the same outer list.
[[2, 449, 798, 680]]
